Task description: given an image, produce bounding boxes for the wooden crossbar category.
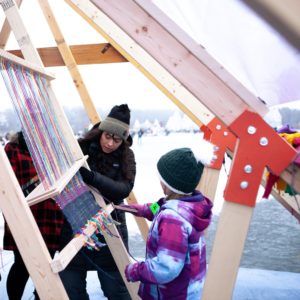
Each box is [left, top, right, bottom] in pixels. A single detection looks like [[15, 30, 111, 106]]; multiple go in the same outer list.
[[26, 156, 88, 206], [51, 203, 114, 273], [8, 43, 127, 66], [0, 48, 55, 79]]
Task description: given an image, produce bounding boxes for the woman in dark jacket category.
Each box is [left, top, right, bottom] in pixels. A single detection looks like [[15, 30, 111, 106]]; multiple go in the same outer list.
[[59, 104, 136, 300], [4, 131, 64, 299]]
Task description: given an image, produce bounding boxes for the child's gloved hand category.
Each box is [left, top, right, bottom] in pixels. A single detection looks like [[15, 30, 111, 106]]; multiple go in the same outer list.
[[125, 262, 140, 282], [79, 167, 94, 185], [117, 204, 140, 216], [118, 203, 157, 220]]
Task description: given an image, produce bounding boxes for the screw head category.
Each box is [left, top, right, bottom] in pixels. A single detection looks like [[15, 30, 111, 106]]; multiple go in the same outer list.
[[260, 137, 268, 146], [240, 181, 249, 189], [244, 165, 253, 174], [247, 126, 256, 134]]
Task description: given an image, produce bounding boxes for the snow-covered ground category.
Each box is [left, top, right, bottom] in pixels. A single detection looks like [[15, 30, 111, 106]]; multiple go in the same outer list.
[[1, 132, 300, 299]]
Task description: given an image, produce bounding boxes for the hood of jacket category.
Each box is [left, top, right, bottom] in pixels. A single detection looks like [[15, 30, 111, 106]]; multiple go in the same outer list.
[[161, 191, 213, 232]]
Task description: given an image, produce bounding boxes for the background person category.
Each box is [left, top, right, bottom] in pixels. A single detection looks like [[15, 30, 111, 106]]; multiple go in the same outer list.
[[59, 104, 136, 300], [3, 131, 64, 300]]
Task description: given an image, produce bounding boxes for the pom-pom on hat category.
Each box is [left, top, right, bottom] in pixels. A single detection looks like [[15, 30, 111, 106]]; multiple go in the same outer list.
[[157, 139, 215, 194], [99, 104, 131, 140]]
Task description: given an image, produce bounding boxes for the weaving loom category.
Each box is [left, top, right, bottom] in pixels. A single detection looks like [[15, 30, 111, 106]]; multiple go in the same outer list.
[[0, 51, 114, 244]]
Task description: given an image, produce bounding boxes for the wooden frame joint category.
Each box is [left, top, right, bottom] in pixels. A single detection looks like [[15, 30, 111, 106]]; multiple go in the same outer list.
[[224, 110, 297, 206], [201, 117, 236, 170]]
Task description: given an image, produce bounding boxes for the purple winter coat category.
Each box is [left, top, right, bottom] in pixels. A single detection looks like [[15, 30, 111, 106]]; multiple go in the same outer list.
[[125, 191, 213, 299]]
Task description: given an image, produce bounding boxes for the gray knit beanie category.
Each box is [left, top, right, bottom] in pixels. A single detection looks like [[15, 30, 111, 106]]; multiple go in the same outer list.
[[99, 104, 130, 140]]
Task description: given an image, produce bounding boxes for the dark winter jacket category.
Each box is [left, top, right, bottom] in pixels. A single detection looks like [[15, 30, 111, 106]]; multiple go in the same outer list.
[[60, 136, 136, 271], [3, 136, 64, 251], [125, 191, 213, 300]]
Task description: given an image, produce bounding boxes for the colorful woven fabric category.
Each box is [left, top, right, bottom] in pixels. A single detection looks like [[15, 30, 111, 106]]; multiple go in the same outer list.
[[0, 56, 112, 240]]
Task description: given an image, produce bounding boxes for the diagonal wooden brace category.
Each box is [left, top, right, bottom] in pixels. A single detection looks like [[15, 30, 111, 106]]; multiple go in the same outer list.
[[201, 117, 237, 170], [224, 110, 297, 206]]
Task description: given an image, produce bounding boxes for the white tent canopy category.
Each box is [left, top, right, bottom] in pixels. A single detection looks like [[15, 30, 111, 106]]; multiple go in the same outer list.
[[153, 0, 300, 108]]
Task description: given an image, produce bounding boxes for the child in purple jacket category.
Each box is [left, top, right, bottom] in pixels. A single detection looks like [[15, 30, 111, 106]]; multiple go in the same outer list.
[[121, 143, 215, 300]]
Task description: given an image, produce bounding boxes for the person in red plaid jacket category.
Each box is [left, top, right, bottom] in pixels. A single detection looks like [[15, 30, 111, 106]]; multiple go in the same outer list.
[[3, 131, 64, 300]]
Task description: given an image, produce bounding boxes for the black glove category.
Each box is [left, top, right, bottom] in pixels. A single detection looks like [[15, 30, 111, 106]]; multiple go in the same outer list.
[[79, 167, 94, 185]]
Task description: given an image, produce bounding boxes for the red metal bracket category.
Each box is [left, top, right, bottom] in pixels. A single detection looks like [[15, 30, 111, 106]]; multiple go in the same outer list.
[[224, 110, 297, 206], [201, 117, 237, 170]]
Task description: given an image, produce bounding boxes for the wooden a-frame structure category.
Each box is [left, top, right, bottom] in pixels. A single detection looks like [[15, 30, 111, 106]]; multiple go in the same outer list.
[[0, 0, 299, 299], [0, 0, 141, 299]]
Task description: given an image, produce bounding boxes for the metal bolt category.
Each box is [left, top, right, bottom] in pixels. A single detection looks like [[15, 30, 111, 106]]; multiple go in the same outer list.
[[260, 137, 268, 146], [216, 124, 221, 130], [240, 181, 249, 189], [247, 126, 256, 134], [244, 165, 253, 174], [224, 131, 228, 136]]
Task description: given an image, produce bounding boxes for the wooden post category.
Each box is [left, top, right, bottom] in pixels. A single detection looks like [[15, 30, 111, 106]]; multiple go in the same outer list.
[[0, 148, 68, 299], [0, 0, 22, 48], [37, 0, 100, 125], [127, 192, 149, 241], [201, 201, 253, 300]]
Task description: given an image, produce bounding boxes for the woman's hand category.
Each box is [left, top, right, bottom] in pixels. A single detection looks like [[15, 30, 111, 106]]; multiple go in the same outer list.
[[79, 167, 94, 185]]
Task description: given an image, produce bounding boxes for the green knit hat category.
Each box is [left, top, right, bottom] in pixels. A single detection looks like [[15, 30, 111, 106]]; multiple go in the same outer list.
[[157, 144, 215, 194], [99, 104, 130, 140]]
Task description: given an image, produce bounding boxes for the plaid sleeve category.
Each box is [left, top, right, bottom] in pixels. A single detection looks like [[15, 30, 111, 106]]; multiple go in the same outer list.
[[4, 142, 38, 188], [4, 143, 19, 175]]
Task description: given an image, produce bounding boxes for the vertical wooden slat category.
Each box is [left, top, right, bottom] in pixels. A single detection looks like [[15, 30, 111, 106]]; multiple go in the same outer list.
[[0, 0, 22, 48], [201, 202, 253, 300], [127, 192, 149, 241], [37, 0, 100, 125], [0, 147, 68, 299]]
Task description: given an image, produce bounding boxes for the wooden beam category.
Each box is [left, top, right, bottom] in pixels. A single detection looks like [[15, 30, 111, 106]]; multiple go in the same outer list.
[[26, 156, 88, 206], [0, 0, 22, 49], [126, 192, 149, 241], [0, 145, 68, 299], [51, 203, 114, 273], [0, 48, 55, 79], [65, 0, 214, 127], [64, 0, 300, 201], [8, 43, 127, 66], [261, 177, 300, 221], [37, 0, 101, 125], [89, 189, 140, 298], [202, 201, 253, 300], [281, 164, 300, 194], [89, 0, 267, 125], [242, 0, 300, 51], [197, 168, 221, 201]]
